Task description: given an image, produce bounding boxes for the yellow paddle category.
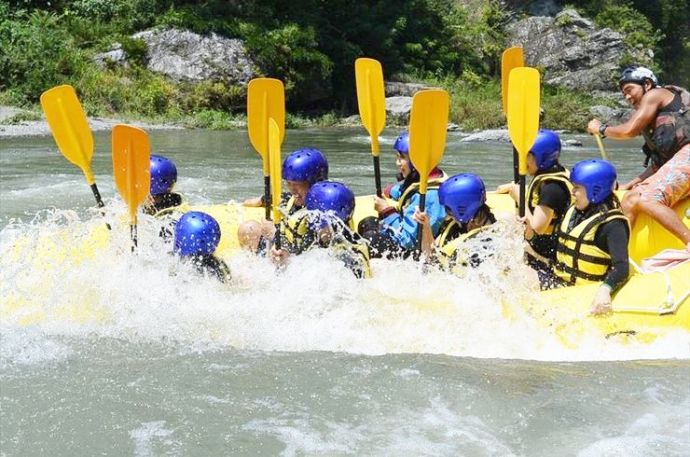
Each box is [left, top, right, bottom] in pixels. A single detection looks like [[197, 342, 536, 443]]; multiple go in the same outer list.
[[408, 89, 450, 253], [112, 124, 151, 252], [268, 118, 283, 249], [247, 78, 286, 220], [501, 47, 524, 184], [355, 57, 386, 197], [40, 85, 110, 228], [507, 67, 541, 218], [594, 133, 610, 160]]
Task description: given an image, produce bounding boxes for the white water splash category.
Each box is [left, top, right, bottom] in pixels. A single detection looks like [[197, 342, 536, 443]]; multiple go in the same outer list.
[[1, 210, 688, 365]]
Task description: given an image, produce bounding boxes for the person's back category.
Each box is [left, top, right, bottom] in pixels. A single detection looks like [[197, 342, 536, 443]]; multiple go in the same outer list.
[[174, 211, 230, 283], [415, 173, 496, 275]]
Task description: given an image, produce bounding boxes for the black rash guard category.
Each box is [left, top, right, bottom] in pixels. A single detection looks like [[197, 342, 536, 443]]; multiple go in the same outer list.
[[531, 180, 571, 259], [593, 219, 630, 292]]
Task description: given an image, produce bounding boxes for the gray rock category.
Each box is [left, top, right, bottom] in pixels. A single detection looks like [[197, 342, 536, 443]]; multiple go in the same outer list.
[[460, 128, 511, 143], [589, 104, 633, 124], [563, 139, 583, 147], [340, 114, 361, 126], [93, 43, 128, 68], [505, 9, 653, 91], [447, 122, 461, 132], [385, 96, 413, 125], [100, 28, 256, 84], [385, 82, 427, 97]]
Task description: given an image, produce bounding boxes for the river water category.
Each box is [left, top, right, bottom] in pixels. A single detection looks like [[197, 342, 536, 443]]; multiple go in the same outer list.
[[1, 128, 689, 456]]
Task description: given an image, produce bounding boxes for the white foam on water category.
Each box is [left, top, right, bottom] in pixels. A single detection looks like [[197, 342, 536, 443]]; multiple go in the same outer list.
[[577, 394, 690, 457], [1, 210, 689, 364], [129, 421, 180, 457], [243, 396, 516, 456]]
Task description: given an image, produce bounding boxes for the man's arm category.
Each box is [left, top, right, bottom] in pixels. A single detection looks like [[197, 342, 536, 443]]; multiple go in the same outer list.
[[588, 91, 665, 139]]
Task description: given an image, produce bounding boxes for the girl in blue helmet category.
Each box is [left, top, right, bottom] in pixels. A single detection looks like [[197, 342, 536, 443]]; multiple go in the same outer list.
[[270, 181, 371, 278], [551, 159, 630, 315], [173, 211, 230, 283], [414, 173, 496, 272], [360, 131, 447, 258], [239, 147, 328, 255], [144, 155, 183, 216], [496, 129, 573, 282]]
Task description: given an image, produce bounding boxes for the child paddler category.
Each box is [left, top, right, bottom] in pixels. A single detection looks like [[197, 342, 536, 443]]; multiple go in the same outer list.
[[239, 147, 328, 255], [143, 155, 183, 216], [359, 131, 447, 259], [550, 159, 630, 315], [414, 173, 497, 274], [271, 181, 371, 278], [496, 130, 572, 287], [173, 211, 231, 283]]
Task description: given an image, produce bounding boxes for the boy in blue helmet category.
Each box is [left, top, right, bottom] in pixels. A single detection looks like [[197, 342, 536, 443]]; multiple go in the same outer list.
[[173, 211, 230, 283], [144, 155, 183, 216], [359, 131, 447, 258], [496, 130, 572, 285], [414, 173, 496, 273], [239, 147, 328, 255], [552, 159, 630, 315], [270, 181, 371, 278]]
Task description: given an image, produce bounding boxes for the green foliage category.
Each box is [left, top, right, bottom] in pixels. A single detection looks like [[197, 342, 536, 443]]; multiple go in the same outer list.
[[541, 86, 602, 132], [120, 37, 148, 66], [0, 8, 83, 102], [594, 5, 662, 59]]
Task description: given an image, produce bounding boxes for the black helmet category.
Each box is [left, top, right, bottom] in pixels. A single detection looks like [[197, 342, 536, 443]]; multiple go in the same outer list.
[[619, 65, 658, 89]]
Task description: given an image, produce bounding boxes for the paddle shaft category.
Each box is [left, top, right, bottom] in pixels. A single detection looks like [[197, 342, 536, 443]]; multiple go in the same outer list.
[[130, 224, 137, 253], [373, 155, 382, 197], [264, 176, 271, 220], [415, 192, 427, 254], [518, 175, 526, 217], [89, 182, 112, 230], [512, 146, 519, 183], [594, 134, 609, 160]]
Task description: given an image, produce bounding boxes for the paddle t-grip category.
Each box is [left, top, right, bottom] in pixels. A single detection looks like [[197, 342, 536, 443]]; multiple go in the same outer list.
[[518, 175, 526, 217], [373, 155, 382, 197], [264, 176, 271, 221]]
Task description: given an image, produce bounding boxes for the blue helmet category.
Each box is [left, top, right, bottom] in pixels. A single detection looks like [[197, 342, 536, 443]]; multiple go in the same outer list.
[[393, 131, 409, 155], [570, 159, 617, 204], [438, 173, 486, 224], [282, 148, 329, 184], [174, 211, 221, 257], [530, 129, 561, 171], [305, 181, 356, 222], [150, 155, 178, 195]]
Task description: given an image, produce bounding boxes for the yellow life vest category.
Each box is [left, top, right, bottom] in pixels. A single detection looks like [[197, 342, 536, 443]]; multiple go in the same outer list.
[[279, 208, 310, 253], [396, 173, 448, 212], [435, 224, 492, 275], [526, 171, 572, 236], [331, 238, 372, 279], [554, 205, 628, 285]]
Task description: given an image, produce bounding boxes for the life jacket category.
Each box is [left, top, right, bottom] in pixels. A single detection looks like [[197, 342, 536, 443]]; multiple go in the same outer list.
[[641, 85, 690, 168], [278, 208, 311, 254], [395, 170, 447, 212], [144, 193, 184, 217], [526, 170, 572, 259], [553, 205, 629, 285], [330, 234, 372, 279], [436, 224, 494, 274]]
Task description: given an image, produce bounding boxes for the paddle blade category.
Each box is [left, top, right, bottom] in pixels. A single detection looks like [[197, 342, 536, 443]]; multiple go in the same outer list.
[[355, 57, 386, 155], [501, 47, 524, 116], [507, 67, 540, 175], [40, 85, 96, 184], [408, 89, 449, 194], [268, 119, 283, 224], [112, 125, 151, 224], [247, 78, 285, 176]]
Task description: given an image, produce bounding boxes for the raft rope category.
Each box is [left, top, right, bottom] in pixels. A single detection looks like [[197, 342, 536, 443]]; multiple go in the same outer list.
[[612, 259, 689, 315]]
